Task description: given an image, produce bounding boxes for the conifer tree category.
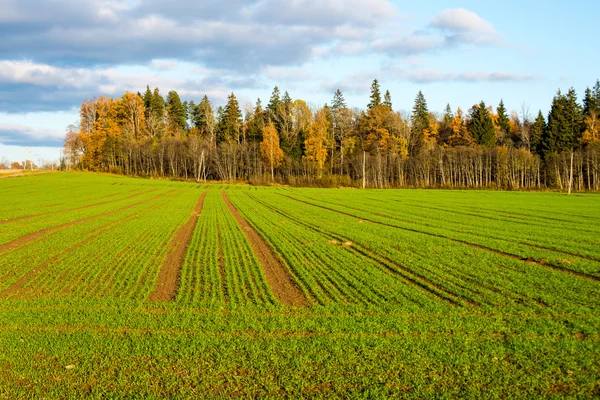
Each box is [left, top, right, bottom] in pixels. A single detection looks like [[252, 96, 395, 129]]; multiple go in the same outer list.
[[542, 88, 584, 155], [267, 86, 281, 119], [443, 104, 453, 123], [583, 80, 600, 116], [469, 101, 496, 147], [166, 90, 187, 133], [410, 91, 430, 151], [151, 88, 165, 119], [530, 111, 546, 155], [331, 89, 346, 111], [383, 90, 393, 110], [368, 79, 381, 110], [497, 100, 511, 136], [143, 85, 153, 116], [219, 92, 243, 144]]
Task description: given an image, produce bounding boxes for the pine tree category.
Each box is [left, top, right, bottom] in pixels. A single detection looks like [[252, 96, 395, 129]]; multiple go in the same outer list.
[[383, 90, 392, 110], [469, 101, 496, 147], [368, 79, 381, 110], [497, 100, 510, 136], [410, 91, 430, 151], [530, 111, 546, 155]]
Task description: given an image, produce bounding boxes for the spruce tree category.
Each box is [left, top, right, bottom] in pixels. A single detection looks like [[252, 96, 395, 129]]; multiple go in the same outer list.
[[247, 98, 266, 143], [166, 90, 187, 132], [188, 100, 197, 128], [331, 89, 346, 111], [383, 90, 393, 110], [410, 91, 430, 151], [530, 111, 546, 155], [543, 88, 584, 155], [151, 88, 165, 119], [267, 86, 281, 118], [443, 104, 454, 123], [583, 81, 600, 116], [497, 100, 510, 136], [469, 101, 496, 147], [143, 85, 153, 112], [220, 92, 243, 143], [368, 79, 381, 110]]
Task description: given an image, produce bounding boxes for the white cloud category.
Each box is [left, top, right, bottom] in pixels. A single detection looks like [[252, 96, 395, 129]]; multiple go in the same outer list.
[[150, 59, 179, 71], [0, 123, 65, 147], [396, 69, 538, 83], [431, 8, 496, 34]]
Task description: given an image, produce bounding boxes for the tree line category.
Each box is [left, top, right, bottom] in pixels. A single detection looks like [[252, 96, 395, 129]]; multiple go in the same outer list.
[[63, 80, 600, 191]]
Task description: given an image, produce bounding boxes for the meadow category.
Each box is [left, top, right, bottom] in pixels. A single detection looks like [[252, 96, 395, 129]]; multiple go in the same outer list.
[[0, 172, 598, 398]]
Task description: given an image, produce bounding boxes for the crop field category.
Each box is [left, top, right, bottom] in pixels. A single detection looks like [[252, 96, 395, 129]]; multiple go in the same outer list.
[[0, 172, 599, 398]]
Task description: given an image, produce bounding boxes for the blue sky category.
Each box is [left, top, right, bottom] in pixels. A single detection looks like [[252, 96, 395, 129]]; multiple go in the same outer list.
[[1, 0, 598, 163]]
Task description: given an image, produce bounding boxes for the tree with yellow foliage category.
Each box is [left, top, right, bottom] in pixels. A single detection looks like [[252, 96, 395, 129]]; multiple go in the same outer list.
[[118, 92, 146, 141], [583, 110, 599, 144], [304, 108, 330, 178], [260, 123, 284, 180]]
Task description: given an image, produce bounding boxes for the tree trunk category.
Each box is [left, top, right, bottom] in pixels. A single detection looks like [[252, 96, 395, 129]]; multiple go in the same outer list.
[[568, 150, 574, 195], [362, 150, 366, 189]]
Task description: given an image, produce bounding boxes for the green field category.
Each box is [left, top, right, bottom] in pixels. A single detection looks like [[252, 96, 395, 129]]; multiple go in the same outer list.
[[0, 173, 599, 398]]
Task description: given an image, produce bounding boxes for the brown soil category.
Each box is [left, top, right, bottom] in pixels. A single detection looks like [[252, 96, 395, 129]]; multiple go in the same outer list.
[[0, 171, 52, 179], [0, 192, 167, 255], [221, 191, 307, 308], [0, 189, 156, 225], [149, 192, 207, 302]]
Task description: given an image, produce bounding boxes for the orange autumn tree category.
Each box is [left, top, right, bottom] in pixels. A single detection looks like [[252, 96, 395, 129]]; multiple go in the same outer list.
[[79, 97, 118, 170], [304, 108, 330, 178], [260, 123, 284, 180]]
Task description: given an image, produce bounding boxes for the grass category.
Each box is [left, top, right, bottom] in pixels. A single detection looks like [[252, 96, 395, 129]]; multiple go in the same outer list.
[[0, 172, 598, 398]]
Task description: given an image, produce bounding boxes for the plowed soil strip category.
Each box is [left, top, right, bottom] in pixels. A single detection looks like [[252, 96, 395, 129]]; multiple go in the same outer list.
[[0, 189, 155, 225], [248, 193, 464, 307], [280, 194, 600, 283], [222, 191, 307, 308], [149, 192, 207, 302]]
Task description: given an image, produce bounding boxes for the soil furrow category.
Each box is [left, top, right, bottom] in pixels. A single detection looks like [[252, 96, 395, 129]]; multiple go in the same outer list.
[[248, 193, 465, 307], [149, 191, 207, 302], [280, 194, 600, 283], [221, 191, 307, 308]]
